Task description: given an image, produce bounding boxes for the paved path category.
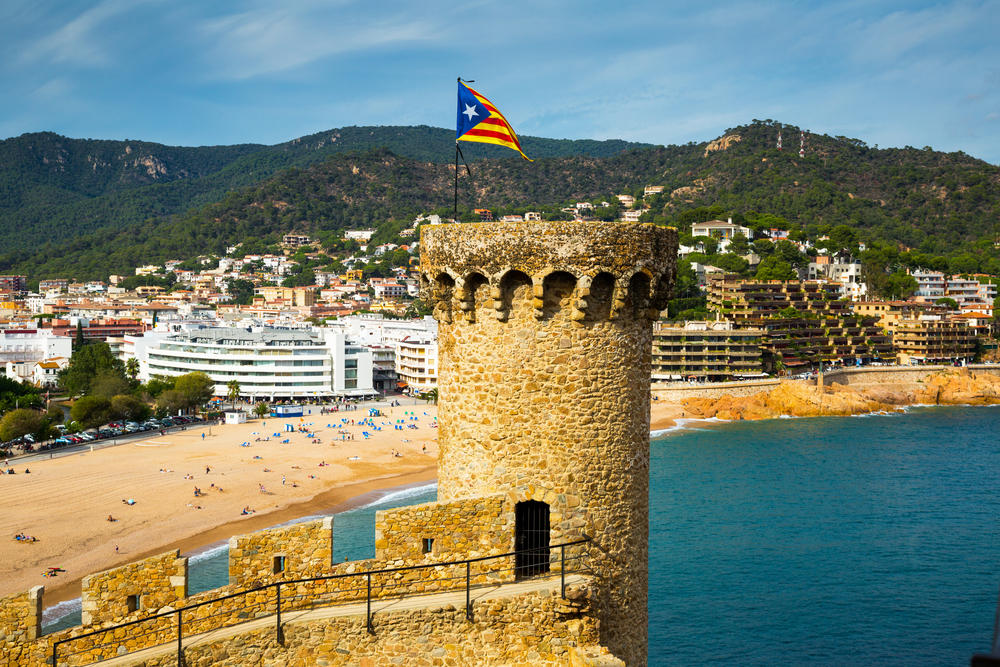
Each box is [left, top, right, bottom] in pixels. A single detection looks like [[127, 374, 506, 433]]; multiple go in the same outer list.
[[86, 573, 583, 666]]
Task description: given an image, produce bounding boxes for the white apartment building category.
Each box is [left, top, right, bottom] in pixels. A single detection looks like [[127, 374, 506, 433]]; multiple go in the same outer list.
[[396, 336, 438, 394], [912, 270, 946, 300], [324, 315, 438, 394], [0, 329, 72, 367], [691, 218, 754, 240], [134, 326, 375, 401], [807, 257, 868, 300]]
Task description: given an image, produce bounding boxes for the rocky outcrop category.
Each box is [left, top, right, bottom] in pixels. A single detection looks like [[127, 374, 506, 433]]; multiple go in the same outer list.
[[703, 133, 741, 157], [682, 370, 1000, 421]]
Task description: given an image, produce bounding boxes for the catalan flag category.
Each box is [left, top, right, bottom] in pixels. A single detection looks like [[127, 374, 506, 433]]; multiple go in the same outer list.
[[456, 80, 532, 161]]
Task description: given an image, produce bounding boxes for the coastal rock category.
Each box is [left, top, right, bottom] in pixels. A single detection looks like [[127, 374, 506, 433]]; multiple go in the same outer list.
[[681, 370, 1000, 421]]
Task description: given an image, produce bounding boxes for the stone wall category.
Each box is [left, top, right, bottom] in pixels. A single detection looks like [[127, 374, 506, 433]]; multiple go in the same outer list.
[[80, 550, 187, 626], [421, 221, 677, 666], [132, 582, 615, 667], [822, 364, 1000, 387], [229, 517, 334, 588], [376, 495, 509, 562], [652, 378, 780, 402], [0, 586, 42, 644]]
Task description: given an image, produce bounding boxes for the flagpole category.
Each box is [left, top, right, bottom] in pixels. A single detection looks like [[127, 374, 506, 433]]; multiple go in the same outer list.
[[454, 142, 459, 222]]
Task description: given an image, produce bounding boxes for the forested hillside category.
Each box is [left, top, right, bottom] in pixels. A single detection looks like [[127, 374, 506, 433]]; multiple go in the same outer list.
[[2, 120, 999, 281], [0, 126, 652, 255]]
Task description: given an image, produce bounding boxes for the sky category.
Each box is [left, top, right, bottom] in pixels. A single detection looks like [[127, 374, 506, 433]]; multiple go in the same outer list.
[[1, 0, 999, 164]]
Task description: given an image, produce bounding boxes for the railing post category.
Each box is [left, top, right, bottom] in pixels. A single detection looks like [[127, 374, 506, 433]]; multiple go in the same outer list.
[[366, 572, 373, 634], [275, 583, 283, 645], [51, 640, 57, 667], [561, 544, 566, 598], [176, 608, 183, 666], [466, 561, 472, 621]]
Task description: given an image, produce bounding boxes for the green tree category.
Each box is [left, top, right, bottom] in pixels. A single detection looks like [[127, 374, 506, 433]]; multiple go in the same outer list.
[[110, 394, 151, 422], [935, 297, 959, 310], [253, 402, 270, 419], [227, 380, 241, 408], [886, 271, 918, 299], [225, 279, 256, 306], [0, 409, 47, 442], [58, 343, 126, 396], [728, 233, 750, 256], [173, 372, 214, 411], [125, 358, 140, 382], [755, 256, 797, 280], [89, 369, 132, 399], [69, 396, 112, 429], [73, 321, 85, 350]]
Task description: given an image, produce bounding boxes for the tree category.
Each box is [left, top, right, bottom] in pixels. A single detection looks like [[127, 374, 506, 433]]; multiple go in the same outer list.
[[173, 372, 214, 411], [0, 409, 47, 442], [73, 321, 86, 350], [254, 402, 270, 419], [89, 369, 131, 399], [110, 394, 151, 422], [886, 271, 918, 299], [422, 388, 439, 404], [225, 279, 256, 306], [156, 389, 187, 415], [58, 342, 126, 396], [728, 233, 750, 256], [125, 358, 139, 382], [70, 396, 112, 429], [227, 380, 241, 408], [755, 256, 797, 281], [935, 297, 959, 310]]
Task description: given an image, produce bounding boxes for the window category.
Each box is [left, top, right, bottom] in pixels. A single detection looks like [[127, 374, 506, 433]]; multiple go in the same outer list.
[[345, 359, 358, 369], [126, 594, 140, 613], [273, 555, 286, 574], [422, 538, 434, 554], [345, 379, 357, 389]]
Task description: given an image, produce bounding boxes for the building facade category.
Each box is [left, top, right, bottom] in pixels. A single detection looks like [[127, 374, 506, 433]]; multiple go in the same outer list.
[[137, 327, 375, 400], [707, 276, 893, 371], [652, 320, 765, 382]]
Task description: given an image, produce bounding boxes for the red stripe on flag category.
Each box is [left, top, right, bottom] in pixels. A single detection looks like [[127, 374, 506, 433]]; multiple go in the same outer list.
[[463, 128, 518, 143]]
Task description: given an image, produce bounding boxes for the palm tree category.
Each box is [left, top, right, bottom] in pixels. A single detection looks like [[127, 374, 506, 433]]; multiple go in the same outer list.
[[226, 380, 241, 409], [253, 402, 270, 419], [125, 358, 139, 382], [423, 388, 439, 405]]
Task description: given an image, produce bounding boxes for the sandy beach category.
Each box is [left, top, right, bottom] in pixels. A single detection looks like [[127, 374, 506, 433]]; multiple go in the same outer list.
[[0, 403, 440, 605], [0, 398, 690, 609]]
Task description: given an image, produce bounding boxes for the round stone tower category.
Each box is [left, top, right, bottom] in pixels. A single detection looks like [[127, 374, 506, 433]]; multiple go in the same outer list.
[[421, 221, 676, 665]]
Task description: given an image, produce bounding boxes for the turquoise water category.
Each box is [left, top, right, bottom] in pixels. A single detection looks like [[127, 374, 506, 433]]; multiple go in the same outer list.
[[45, 406, 1000, 664], [649, 406, 1000, 665]]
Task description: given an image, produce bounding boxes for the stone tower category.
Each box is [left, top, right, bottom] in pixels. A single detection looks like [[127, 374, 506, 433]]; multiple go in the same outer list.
[[421, 221, 677, 665]]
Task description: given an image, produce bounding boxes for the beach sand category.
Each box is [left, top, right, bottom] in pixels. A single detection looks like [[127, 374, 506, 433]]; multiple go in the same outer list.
[[0, 404, 439, 605], [1, 398, 687, 608], [650, 399, 686, 431]]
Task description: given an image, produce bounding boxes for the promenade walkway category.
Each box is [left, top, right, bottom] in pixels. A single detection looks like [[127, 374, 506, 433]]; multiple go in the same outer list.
[[94, 573, 584, 666]]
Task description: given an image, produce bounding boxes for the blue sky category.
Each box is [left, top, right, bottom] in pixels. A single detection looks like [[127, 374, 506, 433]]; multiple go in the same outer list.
[[2, 0, 999, 164]]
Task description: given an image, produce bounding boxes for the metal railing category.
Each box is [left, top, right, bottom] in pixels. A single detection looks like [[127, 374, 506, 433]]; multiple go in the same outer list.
[[51, 538, 591, 666]]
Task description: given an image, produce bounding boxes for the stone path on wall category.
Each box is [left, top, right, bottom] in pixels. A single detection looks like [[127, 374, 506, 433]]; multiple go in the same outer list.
[[94, 574, 585, 666]]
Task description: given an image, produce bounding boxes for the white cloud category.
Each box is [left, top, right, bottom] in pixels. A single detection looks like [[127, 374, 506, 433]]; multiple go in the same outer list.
[[196, 4, 442, 80], [20, 0, 159, 67]]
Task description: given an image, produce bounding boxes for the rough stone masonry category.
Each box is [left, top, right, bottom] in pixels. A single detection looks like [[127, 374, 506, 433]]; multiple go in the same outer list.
[[421, 221, 677, 665]]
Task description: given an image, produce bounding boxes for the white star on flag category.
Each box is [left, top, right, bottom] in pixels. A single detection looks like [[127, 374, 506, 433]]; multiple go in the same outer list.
[[463, 104, 479, 121]]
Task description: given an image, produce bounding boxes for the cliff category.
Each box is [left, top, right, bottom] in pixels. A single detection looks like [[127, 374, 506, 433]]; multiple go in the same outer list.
[[681, 369, 1000, 421]]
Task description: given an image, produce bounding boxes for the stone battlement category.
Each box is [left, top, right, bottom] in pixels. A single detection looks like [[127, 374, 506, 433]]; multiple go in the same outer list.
[[420, 221, 677, 323]]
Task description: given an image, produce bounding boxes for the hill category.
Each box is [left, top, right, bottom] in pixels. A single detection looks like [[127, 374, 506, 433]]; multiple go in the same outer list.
[[2, 120, 1000, 281], [0, 126, 653, 256]]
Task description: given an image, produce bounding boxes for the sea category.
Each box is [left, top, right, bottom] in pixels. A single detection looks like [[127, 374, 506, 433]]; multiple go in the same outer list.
[[44, 405, 1000, 664]]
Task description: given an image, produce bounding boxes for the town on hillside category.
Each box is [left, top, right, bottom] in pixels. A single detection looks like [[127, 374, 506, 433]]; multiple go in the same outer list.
[[1, 195, 998, 452]]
